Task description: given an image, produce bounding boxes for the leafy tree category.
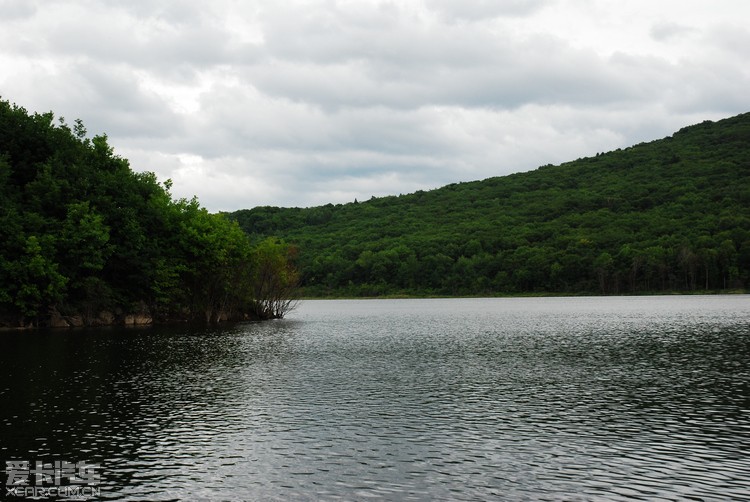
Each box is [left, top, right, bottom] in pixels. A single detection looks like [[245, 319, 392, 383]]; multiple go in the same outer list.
[[11, 236, 68, 322], [249, 238, 300, 319]]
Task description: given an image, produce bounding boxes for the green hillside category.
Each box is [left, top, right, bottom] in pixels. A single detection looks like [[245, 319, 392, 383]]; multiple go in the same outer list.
[[230, 113, 750, 297]]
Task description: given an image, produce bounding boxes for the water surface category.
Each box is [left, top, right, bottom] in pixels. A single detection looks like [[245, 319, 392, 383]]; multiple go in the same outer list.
[[1, 296, 749, 500]]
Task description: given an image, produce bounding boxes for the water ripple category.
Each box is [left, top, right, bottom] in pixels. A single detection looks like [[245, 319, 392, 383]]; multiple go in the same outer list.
[[0, 296, 748, 500]]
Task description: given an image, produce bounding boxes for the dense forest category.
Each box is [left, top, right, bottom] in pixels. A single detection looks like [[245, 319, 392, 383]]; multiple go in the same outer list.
[[0, 99, 298, 328], [230, 113, 750, 297]]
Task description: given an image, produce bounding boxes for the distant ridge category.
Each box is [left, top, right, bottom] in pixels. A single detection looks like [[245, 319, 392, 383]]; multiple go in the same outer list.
[[229, 113, 750, 296]]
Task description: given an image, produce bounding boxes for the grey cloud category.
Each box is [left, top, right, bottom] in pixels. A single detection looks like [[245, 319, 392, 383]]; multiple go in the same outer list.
[[258, 1, 504, 68], [3, 0, 258, 80], [706, 24, 750, 58], [246, 3, 679, 112], [105, 0, 209, 25], [46, 16, 234, 70], [181, 84, 460, 162], [249, 34, 649, 112], [668, 64, 750, 115], [425, 0, 552, 20], [650, 22, 697, 41], [24, 61, 185, 140], [0, 0, 37, 20]]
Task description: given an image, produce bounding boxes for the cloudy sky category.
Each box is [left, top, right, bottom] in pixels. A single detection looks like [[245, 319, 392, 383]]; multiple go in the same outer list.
[[1, 0, 748, 211]]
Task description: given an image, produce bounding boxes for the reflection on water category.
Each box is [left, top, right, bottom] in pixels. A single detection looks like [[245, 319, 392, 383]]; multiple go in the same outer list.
[[1, 296, 749, 500]]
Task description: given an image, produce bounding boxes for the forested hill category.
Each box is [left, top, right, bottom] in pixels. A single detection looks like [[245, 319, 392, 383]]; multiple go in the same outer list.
[[0, 99, 298, 328], [229, 113, 750, 297]]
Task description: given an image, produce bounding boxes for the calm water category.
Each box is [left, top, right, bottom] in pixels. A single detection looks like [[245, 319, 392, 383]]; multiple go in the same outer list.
[[1, 296, 749, 500]]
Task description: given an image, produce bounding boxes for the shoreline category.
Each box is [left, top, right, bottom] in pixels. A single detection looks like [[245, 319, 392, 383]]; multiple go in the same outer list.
[[299, 289, 749, 301]]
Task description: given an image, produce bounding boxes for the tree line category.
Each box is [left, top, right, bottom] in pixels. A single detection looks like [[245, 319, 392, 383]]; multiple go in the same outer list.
[[0, 98, 298, 328], [230, 113, 750, 297]]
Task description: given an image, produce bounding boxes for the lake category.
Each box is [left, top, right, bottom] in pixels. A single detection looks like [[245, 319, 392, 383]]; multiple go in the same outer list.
[[1, 296, 749, 500]]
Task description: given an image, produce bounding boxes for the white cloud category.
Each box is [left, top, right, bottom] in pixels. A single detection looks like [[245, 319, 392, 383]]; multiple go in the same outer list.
[[1, 0, 749, 211]]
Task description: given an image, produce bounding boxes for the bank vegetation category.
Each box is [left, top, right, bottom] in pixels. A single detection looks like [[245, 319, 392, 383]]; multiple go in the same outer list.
[[0, 99, 298, 328]]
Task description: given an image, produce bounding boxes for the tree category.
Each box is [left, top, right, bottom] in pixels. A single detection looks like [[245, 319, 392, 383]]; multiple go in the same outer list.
[[593, 252, 614, 294], [10, 236, 68, 324], [250, 238, 300, 319]]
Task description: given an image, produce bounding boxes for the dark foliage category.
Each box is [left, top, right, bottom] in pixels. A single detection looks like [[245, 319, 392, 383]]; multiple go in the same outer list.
[[0, 98, 298, 327]]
